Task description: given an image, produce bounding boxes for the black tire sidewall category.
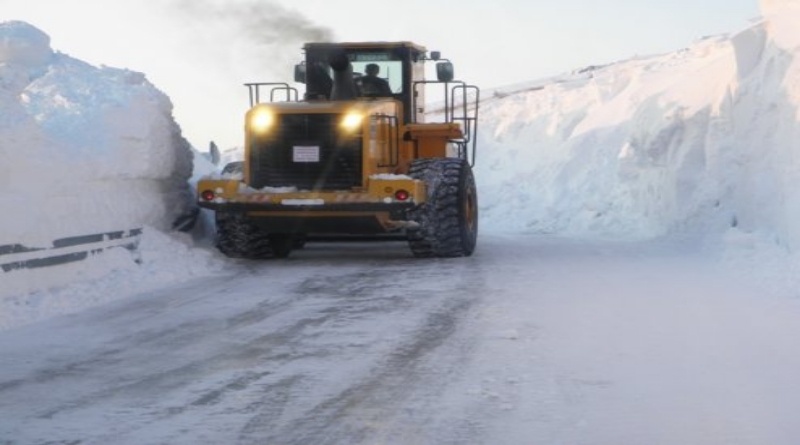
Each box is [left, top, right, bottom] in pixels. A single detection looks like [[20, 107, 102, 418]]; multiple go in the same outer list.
[[409, 158, 478, 257], [456, 162, 478, 255]]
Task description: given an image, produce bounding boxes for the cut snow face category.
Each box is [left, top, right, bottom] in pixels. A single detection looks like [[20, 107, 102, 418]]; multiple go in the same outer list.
[[0, 20, 51, 92], [0, 21, 195, 297], [477, 6, 800, 251]]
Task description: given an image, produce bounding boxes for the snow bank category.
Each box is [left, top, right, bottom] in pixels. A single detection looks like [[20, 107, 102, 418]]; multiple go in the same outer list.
[[0, 227, 228, 331], [0, 21, 196, 297], [760, 0, 800, 16], [477, 5, 800, 253]]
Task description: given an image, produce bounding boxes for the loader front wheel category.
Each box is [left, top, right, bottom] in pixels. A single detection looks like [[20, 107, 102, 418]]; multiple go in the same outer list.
[[268, 234, 295, 259], [215, 212, 273, 259], [407, 158, 478, 258]]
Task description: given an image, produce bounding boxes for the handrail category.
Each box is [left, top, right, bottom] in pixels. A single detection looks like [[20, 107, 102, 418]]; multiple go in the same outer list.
[[244, 83, 299, 106], [412, 80, 480, 166], [450, 83, 480, 166]]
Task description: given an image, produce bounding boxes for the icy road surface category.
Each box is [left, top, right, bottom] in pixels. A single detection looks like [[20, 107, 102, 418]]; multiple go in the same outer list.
[[2, 234, 800, 444]]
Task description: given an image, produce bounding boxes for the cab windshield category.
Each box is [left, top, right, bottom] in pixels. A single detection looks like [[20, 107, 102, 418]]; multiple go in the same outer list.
[[350, 52, 403, 96], [304, 48, 406, 99]]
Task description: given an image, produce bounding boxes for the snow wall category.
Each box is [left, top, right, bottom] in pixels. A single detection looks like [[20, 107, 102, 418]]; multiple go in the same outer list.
[[477, 2, 800, 250], [0, 21, 194, 297]]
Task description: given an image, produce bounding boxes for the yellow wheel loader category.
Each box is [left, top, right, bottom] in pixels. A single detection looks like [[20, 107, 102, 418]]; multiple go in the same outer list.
[[197, 42, 479, 258]]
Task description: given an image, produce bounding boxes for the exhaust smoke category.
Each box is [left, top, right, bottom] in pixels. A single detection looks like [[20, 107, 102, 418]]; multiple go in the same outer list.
[[169, 0, 335, 80]]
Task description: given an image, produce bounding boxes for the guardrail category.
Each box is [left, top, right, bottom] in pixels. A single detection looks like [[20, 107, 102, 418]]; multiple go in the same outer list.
[[0, 229, 143, 273]]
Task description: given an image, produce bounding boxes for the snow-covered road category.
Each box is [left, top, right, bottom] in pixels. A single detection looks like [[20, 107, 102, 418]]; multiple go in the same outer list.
[[2, 234, 800, 444]]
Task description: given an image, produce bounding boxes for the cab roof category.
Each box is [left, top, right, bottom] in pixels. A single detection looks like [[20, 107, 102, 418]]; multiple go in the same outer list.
[[303, 41, 428, 53]]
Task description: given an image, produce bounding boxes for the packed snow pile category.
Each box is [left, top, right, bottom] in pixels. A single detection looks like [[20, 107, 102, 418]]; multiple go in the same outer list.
[[0, 21, 199, 298], [477, 1, 800, 252]]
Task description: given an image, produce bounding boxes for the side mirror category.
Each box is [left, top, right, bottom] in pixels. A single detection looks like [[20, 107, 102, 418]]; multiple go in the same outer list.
[[294, 63, 307, 83], [208, 141, 221, 166], [430, 51, 441, 61], [436, 61, 454, 82]]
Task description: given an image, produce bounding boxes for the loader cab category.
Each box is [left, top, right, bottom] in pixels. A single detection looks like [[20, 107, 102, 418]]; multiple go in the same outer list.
[[296, 42, 428, 124]]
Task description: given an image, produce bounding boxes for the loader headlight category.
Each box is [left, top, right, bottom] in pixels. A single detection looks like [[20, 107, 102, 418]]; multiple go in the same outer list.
[[340, 112, 365, 132], [250, 109, 275, 133]]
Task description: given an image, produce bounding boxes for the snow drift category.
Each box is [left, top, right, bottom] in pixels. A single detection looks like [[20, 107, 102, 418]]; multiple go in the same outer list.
[[477, 1, 800, 251], [0, 21, 195, 297]]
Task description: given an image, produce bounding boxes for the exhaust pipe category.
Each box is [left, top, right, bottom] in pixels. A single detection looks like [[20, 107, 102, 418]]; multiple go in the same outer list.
[[329, 50, 358, 101]]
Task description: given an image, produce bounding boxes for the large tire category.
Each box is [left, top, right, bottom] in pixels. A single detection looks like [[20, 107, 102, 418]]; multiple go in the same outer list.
[[407, 158, 479, 258], [215, 212, 275, 259], [292, 234, 308, 249], [215, 163, 296, 259], [268, 234, 295, 259]]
